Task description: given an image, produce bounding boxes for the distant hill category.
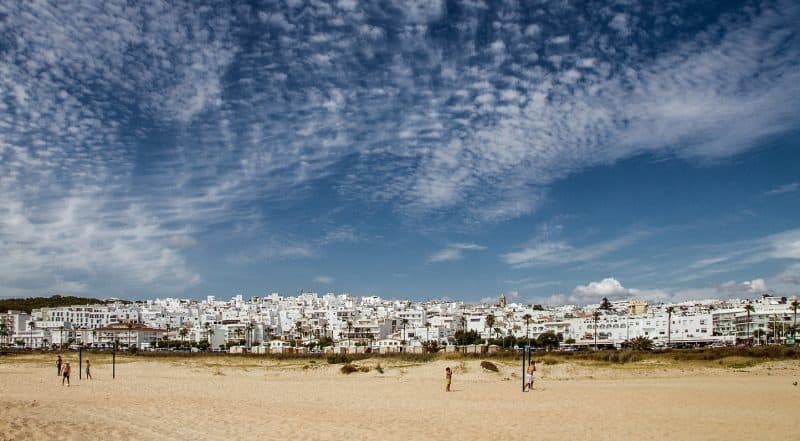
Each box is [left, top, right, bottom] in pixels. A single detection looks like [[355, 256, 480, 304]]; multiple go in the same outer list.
[[0, 295, 129, 313]]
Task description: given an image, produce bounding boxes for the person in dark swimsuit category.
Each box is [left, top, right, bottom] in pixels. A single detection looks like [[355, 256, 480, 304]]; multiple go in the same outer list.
[[85, 359, 92, 380], [56, 355, 62, 376]]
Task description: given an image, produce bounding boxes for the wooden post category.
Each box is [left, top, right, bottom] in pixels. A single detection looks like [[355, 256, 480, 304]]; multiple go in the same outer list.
[[79, 346, 82, 380], [112, 340, 116, 379]]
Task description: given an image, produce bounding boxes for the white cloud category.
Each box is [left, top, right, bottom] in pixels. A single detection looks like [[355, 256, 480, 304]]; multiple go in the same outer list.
[[0, 195, 201, 295], [167, 236, 198, 249], [767, 229, 800, 260], [319, 226, 360, 245], [502, 231, 646, 268], [428, 243, 487, 263], [742, 278, 767, 293], [547, 276, 772, 306], [573, 277, 632, 300], [765, 182, 800, 195], [524, 24, 541, 36], [226, 241, 315, 266], [260, 12, 295, 32], [549, 35, 571, 45], [609, 14, 631, 37], [314, 275, 334, 284]]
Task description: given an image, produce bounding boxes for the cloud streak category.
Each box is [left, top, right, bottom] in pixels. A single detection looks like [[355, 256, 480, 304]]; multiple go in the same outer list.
[[428, 243, 487, 263], [766, 182, 800, 195], [502, 231, 647, 268]]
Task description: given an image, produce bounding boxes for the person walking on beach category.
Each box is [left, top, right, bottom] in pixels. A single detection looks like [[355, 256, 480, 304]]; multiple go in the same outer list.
[[85, 359, 92, 380], [445, 367, 452, 392], [56, 355, 63, 376], [62, 362, 71, 386], [524, 360, 536, 391]]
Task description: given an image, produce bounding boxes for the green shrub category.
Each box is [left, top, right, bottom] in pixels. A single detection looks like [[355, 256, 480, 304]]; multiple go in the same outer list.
[[359, 366, 370, 373], [541, 356, 560, 365], [340, 363, 358, 374], [421, 341, 441, 353], [327, 354, 352, 364], [480, 360, 499, 372], [536, 332, 560, 351], [626, 336, 652, 351]]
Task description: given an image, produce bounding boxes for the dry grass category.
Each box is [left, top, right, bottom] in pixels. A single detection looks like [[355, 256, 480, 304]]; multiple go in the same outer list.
[[3, 345, 797, 371]]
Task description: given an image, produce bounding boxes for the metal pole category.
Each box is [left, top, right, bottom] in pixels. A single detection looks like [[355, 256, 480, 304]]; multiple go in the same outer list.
[[112, 340, 116, 379], [79, 346, 82, 380], [521, 346, 526, 392]]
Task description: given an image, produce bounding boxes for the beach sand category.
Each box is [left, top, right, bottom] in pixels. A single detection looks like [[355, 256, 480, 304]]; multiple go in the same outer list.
[[1, 355, 798, 441]]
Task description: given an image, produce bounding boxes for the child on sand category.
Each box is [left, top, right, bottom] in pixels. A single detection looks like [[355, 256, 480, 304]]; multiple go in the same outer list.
[[56, 355, 62, 376], [85, 359, 92, 380], [445, 367, 452, 392], [524, 360, 536, 391], [62, 362, 71, 386]]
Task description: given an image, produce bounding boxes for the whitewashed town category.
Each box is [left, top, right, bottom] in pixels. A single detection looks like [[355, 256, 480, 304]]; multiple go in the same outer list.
[[2, 292, 798, 352]]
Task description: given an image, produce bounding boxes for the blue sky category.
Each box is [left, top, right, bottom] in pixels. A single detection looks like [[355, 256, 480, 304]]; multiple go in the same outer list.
[[1, 0, 799, 303]]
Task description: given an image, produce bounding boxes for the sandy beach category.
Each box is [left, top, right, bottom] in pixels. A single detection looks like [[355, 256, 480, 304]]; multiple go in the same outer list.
[[1, 354, 798, 441]]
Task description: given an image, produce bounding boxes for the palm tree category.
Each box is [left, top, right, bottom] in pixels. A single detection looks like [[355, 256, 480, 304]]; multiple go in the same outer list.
[[346, 320, 353, 347], [485, 314, 495, 344], [126, 321, 134, 349], [179, 327, 188, 347], [425, 321, 431, 343], [458, 315, 467, 353], [207, 328, 215, 345], [592, 310, 601, 351], [246, 322, 255, 348], [791, 298, 798, 339], [666, 306, 675, 347], [744, 303, 755, 345], [163, 324, 172, 348], [400, 318, 408, 345], [322, 322, 329, 340], [522, 314, 532, 347], [29, 321, 35, 349]]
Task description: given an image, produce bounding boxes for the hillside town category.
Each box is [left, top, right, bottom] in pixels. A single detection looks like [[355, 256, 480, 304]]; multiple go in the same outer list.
[[1, 292, 798, 353]]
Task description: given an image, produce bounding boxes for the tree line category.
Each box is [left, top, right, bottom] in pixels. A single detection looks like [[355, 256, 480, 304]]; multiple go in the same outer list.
[[0, 295, 128, 313]]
